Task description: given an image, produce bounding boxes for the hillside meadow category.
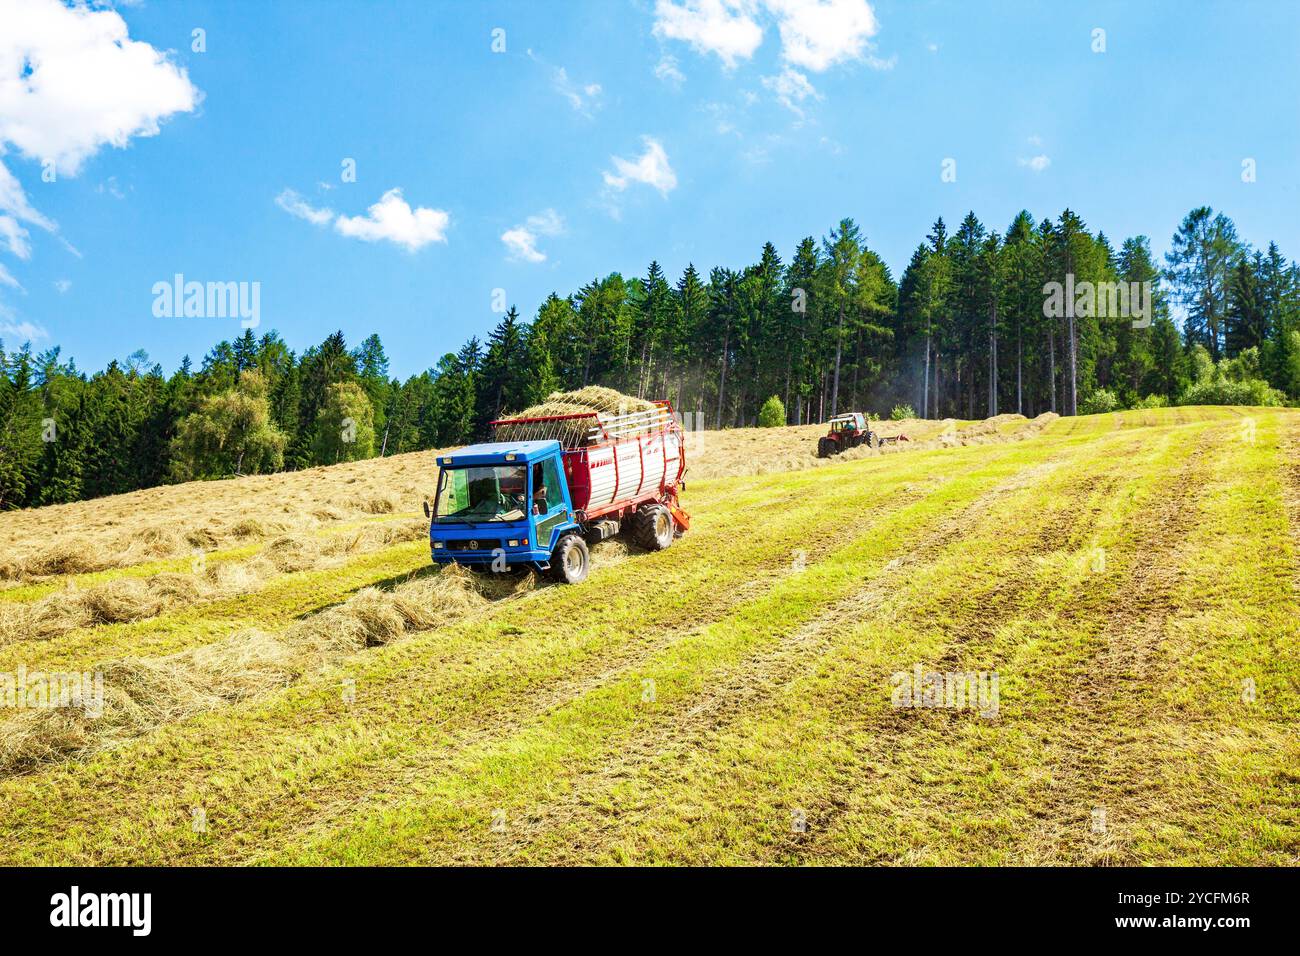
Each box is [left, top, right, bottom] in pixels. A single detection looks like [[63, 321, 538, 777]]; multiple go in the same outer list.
[[0, 406, 1295, 865]]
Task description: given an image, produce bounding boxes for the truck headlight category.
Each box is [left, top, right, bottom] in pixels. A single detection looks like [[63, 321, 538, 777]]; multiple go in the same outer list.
[[432, 542, 444, 549], [508, 540, 519, 547]]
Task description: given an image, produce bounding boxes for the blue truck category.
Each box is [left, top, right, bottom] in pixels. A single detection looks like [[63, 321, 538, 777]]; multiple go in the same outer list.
[[423, 404, 689, 584]]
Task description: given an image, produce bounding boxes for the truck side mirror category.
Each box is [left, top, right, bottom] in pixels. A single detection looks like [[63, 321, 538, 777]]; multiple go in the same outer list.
[[422, 500, 430, 518]]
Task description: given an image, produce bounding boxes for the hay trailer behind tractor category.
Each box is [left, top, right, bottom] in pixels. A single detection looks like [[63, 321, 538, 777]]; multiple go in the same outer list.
[[424, 401, 689, 584], [816, 412, 907, 458]]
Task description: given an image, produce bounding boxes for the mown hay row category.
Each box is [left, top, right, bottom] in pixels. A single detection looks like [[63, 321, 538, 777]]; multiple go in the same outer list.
[[0, 449, 441, 584], [0, 563, 530, 774], [0, 520, 428, 644]]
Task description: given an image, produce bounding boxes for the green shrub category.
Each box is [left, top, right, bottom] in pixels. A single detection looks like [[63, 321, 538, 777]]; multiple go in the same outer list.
[[1134, 393, 1169, 409], [1188, 344, 1216, 384], [1178, 377, 1284, 407], [890, 404, 915, 421], [1221, 347, 1262, 383], [757, 395, 786, 428], [1080, 388, 1121, 415]]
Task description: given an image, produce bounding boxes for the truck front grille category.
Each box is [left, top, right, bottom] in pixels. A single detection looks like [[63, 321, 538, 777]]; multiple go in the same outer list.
[[446, 538, 503, 552]]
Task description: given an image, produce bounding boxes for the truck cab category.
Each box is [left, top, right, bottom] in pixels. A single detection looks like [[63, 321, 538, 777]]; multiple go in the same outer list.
[[426, 440, 581, 577]]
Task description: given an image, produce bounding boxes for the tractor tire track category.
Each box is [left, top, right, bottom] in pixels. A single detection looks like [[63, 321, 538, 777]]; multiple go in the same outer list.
[[1280, 416, 1300, 600], [1041, 410, 1299, 865], [989, 428, 1213, 864]]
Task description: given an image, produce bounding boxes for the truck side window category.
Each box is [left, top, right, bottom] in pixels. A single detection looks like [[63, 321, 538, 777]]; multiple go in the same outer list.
[[538, 457, 564, 513]]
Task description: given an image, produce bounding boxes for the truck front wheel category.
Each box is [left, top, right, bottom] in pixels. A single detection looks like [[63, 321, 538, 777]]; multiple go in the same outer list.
[[551, 534, 590, 584], [631, 503, 675, 551]]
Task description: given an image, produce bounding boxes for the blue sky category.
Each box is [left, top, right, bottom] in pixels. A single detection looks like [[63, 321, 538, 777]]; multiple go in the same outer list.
[[1, 0, 1298, 378]]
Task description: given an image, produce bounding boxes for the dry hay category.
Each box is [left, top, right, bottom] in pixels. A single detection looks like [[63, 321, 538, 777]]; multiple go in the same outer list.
[[0, 629, 298, 774], [546, 386, 658, 416], [361, 494, 399, 515], [0, 446, 444, 584], [288, 565, 495, 652], [0, 574, 207, 645], [0, 519, 430, 644], [494, 387, 659, 445], [0, 561, 516, 773]]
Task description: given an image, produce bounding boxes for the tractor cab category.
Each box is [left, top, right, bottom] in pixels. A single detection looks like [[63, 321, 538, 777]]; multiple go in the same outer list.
[[828, 412, 866, 435], [426, 440, 579, 570], [818, 412, 872, 458]]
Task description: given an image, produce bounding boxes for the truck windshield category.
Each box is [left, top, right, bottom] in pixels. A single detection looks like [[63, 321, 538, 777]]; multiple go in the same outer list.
[[433, 464, 528, 523]]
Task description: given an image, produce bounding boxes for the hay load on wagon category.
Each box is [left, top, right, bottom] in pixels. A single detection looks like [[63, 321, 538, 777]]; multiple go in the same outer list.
[[431, 386, 688, 584], [491, 387, 662, 447]]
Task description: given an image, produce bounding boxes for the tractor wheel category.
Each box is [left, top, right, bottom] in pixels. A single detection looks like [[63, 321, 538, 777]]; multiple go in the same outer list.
[[817, 437, 831, 458], [550, 534, 590, 584], [631, 503, 675, 551]]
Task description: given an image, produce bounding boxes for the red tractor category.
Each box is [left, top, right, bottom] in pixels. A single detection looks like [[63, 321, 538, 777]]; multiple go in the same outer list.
[[816, 412, 907, 458]]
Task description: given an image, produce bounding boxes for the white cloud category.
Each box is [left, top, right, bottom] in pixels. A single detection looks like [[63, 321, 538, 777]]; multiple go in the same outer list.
[[0, 0, 199, 175], [53, 277, 70, 293], [654, 54, 686, 88], [0, 158, 53, 231], [762, 67, 819, 117], [0, 213, 32, 259], [0, 317, 48, 342], [0, 157, 56, 258], [333, 188, 450, 251], [765, 0, 881, 72], [652, 0, 764, 68], [501, 227, 544, 264], [275, 188, 334, 226], [528, 51, 602, 115], [653, 0, 891, 76], [553, 66, 602, 114], [1018, 138, 1050, 172], [96, 175, 126, 199], [0, 0, 198, 331], [602, 137, 677, 196], [502, 208, 564, 263]]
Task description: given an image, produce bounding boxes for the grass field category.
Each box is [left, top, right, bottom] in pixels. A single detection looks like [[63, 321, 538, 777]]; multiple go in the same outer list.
[[0, 406, 1296, 865]]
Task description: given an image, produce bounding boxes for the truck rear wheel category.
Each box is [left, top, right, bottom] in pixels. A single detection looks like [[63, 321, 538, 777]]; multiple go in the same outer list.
[[631, 503, 674, 551], [550, 534, 590, 584]]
